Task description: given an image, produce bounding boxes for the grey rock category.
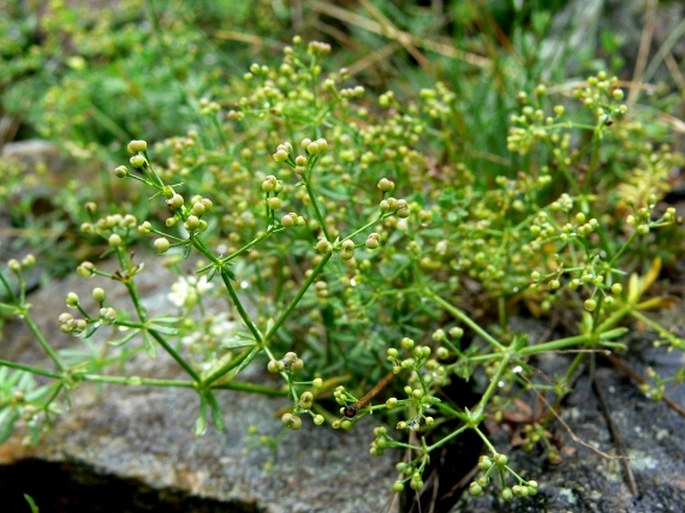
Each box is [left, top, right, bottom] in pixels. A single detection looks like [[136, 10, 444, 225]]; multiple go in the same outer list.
[[450, 311, 685, 513], [0, 255, 398, 512]]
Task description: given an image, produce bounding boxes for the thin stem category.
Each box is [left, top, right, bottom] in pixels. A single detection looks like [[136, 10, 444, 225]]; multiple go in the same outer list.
[[424, 289, 506, 351], [220, 268, 263, 342], [147, 329, 201, 382], [517, 333, 590, 356], [303, 155, 331, 240], [263, 252, 332, 345], [81, 374, 195, 388], [223, 228, 283, 264], [0, 359, 62, 379], [472, 351, 511, 419], [23, 313, 64, 372], [426, 423, 470, 452], [212, 380, 287, 397], [0, 271, 18, 302]]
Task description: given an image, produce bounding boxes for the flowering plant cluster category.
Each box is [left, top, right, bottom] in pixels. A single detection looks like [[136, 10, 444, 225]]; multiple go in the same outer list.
[[1, 9, 684, 507]]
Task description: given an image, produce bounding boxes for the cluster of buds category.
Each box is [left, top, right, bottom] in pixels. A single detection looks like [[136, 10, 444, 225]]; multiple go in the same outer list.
[[307, 40, 331, 56], [573, 71, 627, 122], [272, 143, 293, 163], [162, 191, 213, 235], [301, 137, 328, 156], [339, 239, 355, 260], [365, 232, 381, 250], [469, 453, 538, 499], [6, 254, 36, 273], [261, 174, 285, 212], [126, 139, 148, 169], [340, 85, 365, 99], [198, 97, 220, 115], [379, 197, 410, 218], [267, 351, 304, 374], [58, 312, 86, 334], [280, 212, 305, 228], [80, 213, 137, 248]]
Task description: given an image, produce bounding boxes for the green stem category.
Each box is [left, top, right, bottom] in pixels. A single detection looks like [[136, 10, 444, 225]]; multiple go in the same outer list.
[[426, 423, 470, 452], [220, 268, 263, 342], [472, 351, 511, 419], [212, 380, 287, 397], [517, 333, 590, 356], [340, 212, 392, 243], [263, 252, 332, 345], [0, 271, 18, 303], [0, 359, 62, 379], [224, 228, 283, 263], [23, 313, 64, 372], [303, 156, 330, 240], [423, 289, 506, 351], [147, 329, 201, 382], [80, 374, 195, 388]]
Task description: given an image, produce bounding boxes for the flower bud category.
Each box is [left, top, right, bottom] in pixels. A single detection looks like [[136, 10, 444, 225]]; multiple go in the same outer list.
[[281, 413, 302, 430], [77, 261, 95, 277], [184, 215, 200, 231], [108, 233, 123, 247], [167, 193, 184, 209], [65, 292, 80, 307], [129, 155, 146, 168], [127, 139, 148, 153], [8, 259, 21, 272], [154, 237, 170, 254], [377, 178, 395, 192], [92, 287, 106, 303]]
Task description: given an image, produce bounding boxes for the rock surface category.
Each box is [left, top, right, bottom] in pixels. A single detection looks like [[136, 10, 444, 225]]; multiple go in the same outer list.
[[450, 320, 685, 513], [0, 255, 399, 513]]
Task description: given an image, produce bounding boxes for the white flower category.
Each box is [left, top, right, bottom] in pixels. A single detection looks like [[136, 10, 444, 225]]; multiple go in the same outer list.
[[167, 275, 215, 308]]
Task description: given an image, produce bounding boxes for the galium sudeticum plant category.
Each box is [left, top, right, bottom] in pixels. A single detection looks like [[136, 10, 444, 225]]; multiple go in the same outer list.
[[1, 38, 684, 502]]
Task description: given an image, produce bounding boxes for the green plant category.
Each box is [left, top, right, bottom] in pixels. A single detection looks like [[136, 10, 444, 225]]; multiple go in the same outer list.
[[2, 1, 684, 509]]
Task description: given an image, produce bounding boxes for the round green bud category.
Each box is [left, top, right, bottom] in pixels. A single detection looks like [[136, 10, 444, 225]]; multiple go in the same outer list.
[[281, 213, 295, 227], [494, 453, 508, 466], [114, 165, 128, 178], [77, 261, 95, 277], [129, 155, 146, 168], [153, 237, 170, 254], [313, 414, 325, 426], [21, 254, 36, 268], [272, 149, 288, 163], [365, 234, 380, 250], [299, 391, 314, 409], [108, 233, 123, 247], [281, 413, 302, 430], [392, 481, 405, 493], [92, 287, 106, 303], [184, 215, 200, 231], [191, 202, 206, 216], [261, 175, 277, 192], [127, 139, 148, 153], [65, 292, 80, 307], [583, 298, 597, 311], [167, 193, 184, 210], [468, 482, 483, 496], [267, 360, 283, 374], [315, 239, 332, 254], [449, 326, 464, 339], [401, 337, 414, 350], [267, 196, 282, 210]]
